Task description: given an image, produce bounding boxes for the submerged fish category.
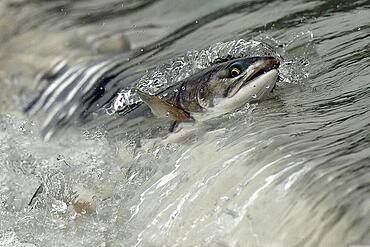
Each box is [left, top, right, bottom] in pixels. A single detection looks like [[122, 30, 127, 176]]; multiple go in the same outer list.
[[135, 56, 280, 126]]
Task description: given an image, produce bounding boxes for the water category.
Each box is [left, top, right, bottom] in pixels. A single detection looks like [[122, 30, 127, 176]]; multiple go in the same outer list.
[[0, 0, 369, 246]]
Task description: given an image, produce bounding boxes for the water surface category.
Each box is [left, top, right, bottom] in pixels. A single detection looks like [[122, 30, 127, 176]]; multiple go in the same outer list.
[[0, 0, 369, 246]]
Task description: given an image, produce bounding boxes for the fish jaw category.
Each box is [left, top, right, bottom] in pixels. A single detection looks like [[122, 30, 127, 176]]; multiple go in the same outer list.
[[192, 69, 278, 121]]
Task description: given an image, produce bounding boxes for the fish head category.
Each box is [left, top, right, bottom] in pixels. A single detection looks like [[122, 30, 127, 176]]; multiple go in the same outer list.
[[197, 56, 280, 113]]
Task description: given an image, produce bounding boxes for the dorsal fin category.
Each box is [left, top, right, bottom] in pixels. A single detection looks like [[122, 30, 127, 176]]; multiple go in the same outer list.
[[136, 89, 192, 121]]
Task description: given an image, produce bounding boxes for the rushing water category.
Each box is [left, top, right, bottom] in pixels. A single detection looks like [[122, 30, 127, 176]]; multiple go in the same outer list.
[[0, 0, 369, 246]]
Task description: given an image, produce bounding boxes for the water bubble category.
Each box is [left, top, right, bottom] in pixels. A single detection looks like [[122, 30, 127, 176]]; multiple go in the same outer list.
[[252, 94, 257, 99]]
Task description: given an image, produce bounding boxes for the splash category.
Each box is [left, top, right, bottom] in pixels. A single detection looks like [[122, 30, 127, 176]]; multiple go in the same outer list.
[[256, 30, 314, 84], [108, 39, 281, 114]]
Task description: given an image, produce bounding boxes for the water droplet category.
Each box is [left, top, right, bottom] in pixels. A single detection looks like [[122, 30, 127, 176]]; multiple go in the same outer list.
[[266, 85, 270, 89]]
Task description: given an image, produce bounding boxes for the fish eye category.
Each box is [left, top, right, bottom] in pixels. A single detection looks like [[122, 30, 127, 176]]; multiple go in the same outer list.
[[230, 67, 241, 77]]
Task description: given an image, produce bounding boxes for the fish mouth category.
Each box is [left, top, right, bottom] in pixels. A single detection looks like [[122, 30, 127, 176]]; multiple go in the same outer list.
[[227, 57, 280, 97]]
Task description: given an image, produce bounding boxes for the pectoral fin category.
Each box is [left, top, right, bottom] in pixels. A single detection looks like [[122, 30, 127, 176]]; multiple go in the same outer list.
[[136, 89, 192, 121]]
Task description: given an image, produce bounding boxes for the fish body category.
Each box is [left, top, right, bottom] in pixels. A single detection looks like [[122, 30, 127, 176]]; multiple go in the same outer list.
[[136, 56, 280, 124]]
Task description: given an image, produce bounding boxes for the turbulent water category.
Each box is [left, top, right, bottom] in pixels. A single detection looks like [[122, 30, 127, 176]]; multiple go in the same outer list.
[[0, 0, 369, 246]]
